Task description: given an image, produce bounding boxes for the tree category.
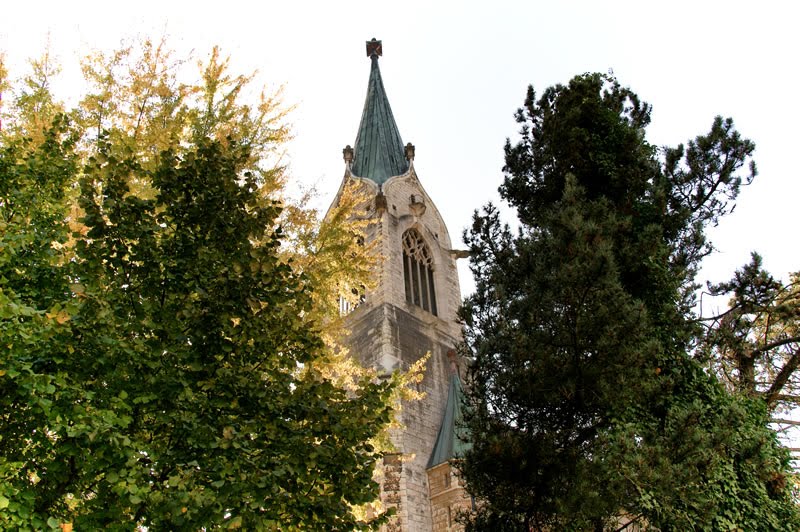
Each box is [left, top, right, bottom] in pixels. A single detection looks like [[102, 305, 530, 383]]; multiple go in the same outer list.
[[74, 35, 400, 433], [702, 255, 800, 434], [3, 45, 64, 146], [1, 39, 397, 529], [76, 40, 290, 180], [459, 74, 799, 530], [75, 37, 187, 171], [1, 130, 394, 530], [0, 118, 82, 529]]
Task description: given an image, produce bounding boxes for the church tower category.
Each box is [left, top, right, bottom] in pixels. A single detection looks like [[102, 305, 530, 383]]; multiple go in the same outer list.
[[329, 39, 467, 531]]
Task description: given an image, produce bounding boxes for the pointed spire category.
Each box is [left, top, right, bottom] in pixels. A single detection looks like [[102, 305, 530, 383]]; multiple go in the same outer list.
[[351, 39, 409, 184], [427, 372, 472, 468]]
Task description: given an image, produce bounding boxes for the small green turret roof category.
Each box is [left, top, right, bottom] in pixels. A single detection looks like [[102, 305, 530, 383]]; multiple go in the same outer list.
[[351, 40, 408, 184], [427, 373, 472, 469]]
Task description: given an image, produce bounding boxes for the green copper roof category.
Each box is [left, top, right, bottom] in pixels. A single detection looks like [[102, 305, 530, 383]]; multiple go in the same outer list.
[[427, 373, 472, 469], [351, 54, 408, 184]]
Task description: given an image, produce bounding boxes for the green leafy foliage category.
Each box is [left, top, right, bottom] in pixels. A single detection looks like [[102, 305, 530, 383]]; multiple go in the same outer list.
[[1, 132, 393, 529], [0, 117, 80, 532], [0, 38, 396, 529], [458, 74, 798, 530]]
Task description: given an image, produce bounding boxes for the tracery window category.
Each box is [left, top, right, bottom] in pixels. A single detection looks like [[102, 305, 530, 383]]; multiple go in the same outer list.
[[402, 229, 437, 315]]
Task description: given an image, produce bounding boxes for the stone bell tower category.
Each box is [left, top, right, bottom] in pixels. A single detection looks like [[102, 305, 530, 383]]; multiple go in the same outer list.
[[329, 39, 467, 531]]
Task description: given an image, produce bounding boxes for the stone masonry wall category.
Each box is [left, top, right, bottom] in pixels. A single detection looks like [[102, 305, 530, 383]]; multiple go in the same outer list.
[[344, 302, 459, 531], [427, 463, 472, 532], [338, 166, 464, 531]]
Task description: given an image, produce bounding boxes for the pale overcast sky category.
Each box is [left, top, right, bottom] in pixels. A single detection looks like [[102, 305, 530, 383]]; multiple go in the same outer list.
[[3, 0, 798, 303]]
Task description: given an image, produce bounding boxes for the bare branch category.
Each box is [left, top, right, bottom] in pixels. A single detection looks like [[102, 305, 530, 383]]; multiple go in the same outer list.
[[614, 514, 644, 532], [752, 335, 800, 358], [771, 418, 800, 427], [763, 344, 800, 407], [772, 394, 800, 405]]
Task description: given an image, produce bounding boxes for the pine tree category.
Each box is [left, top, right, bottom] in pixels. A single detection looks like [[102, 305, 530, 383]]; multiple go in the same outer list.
[[702, 255, 800, 427], [459, 74, 798, 530]]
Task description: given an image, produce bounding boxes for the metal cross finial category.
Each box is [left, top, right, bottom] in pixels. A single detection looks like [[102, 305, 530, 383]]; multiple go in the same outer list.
[[366, 38, 382, 58]]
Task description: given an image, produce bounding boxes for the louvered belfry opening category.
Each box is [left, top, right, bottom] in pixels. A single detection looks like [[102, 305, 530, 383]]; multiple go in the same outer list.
[[402, 229, 437, 316]]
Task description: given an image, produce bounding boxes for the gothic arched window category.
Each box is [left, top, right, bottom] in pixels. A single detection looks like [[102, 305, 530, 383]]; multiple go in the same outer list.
[[402, 229, 437, 315]]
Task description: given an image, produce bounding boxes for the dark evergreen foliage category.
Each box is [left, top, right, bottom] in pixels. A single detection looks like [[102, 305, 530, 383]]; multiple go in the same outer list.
[[459, 74, 798, 530]]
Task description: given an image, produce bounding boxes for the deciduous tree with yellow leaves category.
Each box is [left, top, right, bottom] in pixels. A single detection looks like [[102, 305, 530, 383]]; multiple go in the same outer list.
[[0, 37, 398, 530]]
